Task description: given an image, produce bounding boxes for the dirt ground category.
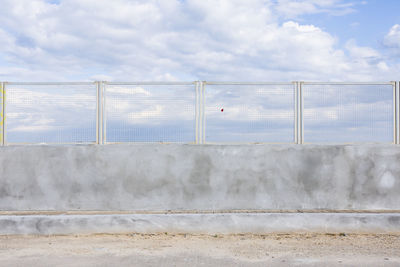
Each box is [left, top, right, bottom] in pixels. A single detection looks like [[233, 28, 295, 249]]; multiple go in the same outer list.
[[0, 233, 399, 266]]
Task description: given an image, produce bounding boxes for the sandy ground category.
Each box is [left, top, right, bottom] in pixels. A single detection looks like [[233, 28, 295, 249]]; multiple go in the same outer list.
[[0, 233, 399, 266]]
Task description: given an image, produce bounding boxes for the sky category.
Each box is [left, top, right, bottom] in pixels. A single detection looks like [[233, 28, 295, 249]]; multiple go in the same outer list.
[[0, 0, 399, 82], [0, 0, 398, 144]]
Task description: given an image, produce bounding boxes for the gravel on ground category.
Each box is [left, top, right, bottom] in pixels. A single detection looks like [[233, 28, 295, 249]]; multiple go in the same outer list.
[[0, 233, 399, 266]]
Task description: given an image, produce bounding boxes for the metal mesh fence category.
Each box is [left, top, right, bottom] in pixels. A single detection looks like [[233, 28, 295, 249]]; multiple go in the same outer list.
[[204, 83, 295, 143], [302, 83, 394, 143], [5, 83, 97, 144], [104, 83, 196, 143], [0, 81, 397, 145]]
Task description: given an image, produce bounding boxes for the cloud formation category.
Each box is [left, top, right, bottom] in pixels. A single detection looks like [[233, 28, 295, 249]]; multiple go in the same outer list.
[[0, 0, 398, 82], [384, 24, 400, 57]]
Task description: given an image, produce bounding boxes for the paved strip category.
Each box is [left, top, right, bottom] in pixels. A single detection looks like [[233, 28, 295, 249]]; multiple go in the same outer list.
[[0, 233, 399, 266]]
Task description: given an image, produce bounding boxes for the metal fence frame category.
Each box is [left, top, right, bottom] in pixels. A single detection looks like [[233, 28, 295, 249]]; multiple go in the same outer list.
[[396, 81, 400, 144], [1, 82, 5, 146], [300, 81, 398, 144], [102, 81, 198, 144], [1, 82, 98, 145], [0, 81, 399, 145], [203, 81, 297, 144]]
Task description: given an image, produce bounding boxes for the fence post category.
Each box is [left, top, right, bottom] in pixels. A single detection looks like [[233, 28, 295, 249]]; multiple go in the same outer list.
[[96, 81, 98, 144], [295, 81, 304, 144], [96, 81, 101, 144], [195, 81, 206, 144], [201, 81, 206, 144], [103, 81, 107, 144], [96, 81, 106, 145], [100, 81, 106, 145], [396, 81, 400, 144], [1, 82, 5, 146], [300, 81, 304, 144], [391, 81, 398, 145], [0, 82, 3, 145], [195, 81, 200, 144], [294, 81, 298, 144], [392, 81, 396, 144]]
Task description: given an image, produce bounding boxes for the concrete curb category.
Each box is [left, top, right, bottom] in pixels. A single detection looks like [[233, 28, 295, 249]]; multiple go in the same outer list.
[[1, 213, 400, 235]]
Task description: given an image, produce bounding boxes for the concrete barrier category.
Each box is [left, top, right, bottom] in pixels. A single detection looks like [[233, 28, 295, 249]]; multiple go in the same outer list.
[[1, 212, 400, 235], [0, 144, 399, 234]]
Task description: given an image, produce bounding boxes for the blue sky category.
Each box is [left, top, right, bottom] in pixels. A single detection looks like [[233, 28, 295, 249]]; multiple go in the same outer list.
[[293, 1, 400, 45], [0, 0, 399, 82]]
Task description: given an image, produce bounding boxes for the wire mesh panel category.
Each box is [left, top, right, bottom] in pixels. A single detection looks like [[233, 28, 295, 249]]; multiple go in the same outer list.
[[303, 83, 394, 143], [104, 83, 196, 143], [5, 83, 97, 144], [204, 83, 295, 143]]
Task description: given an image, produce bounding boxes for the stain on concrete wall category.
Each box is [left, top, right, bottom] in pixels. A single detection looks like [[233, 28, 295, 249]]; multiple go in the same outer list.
[[0, 144, 399, 211]]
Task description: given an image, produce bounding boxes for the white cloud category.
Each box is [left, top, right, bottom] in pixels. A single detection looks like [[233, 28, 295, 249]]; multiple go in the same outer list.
[[384, 24, 400, 56], [350, 22, 360, 28], [384, 24, 400, 47], [273, 0, 356, 18], [345, 39, 380, 59], [0, 0, 398, 83]]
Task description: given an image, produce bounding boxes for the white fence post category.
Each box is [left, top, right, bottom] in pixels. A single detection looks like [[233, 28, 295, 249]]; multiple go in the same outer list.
[[195, 80, 206, 145], [300, 81, 304, 144], [96, 81, 106, 145], [201, 81, 206, 144], [396, 81, 400, 144], [0, 82, 4, 146], [195, 81, 200, 144], [392, 81, 396, 144], [102, 81, 106, 144], [96, 81, 100, 144], [295, 81, 304, 144], [294, 81, 298, 144]]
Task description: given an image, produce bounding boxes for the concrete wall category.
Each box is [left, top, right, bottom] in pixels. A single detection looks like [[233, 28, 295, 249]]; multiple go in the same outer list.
[[0, 144, 399, 212]]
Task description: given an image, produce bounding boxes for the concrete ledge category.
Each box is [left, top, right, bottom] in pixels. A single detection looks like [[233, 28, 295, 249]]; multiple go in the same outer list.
[[1, 212, 400, 235]]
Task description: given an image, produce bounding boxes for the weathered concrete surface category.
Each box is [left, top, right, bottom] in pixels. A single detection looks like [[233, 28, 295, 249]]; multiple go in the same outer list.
[[0, 144, 399, 211], [1, 213, 400, 235]]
